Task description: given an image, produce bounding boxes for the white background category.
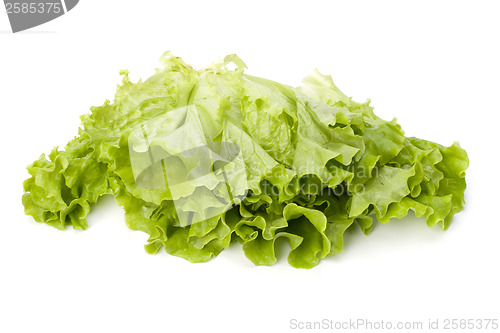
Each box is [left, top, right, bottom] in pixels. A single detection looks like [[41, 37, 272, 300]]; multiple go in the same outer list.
[[1, 1, 499, 332]]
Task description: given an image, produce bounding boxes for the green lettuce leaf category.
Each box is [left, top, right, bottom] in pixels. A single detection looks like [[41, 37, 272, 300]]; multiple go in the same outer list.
[[22, 53, 468, 268]]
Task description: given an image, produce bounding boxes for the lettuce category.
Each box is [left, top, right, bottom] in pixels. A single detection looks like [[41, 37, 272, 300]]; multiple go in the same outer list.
[[22, 53, 468, 268]]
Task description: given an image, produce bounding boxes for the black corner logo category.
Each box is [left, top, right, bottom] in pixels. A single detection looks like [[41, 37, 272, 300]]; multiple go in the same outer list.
[[4, 0, 79, 33]]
